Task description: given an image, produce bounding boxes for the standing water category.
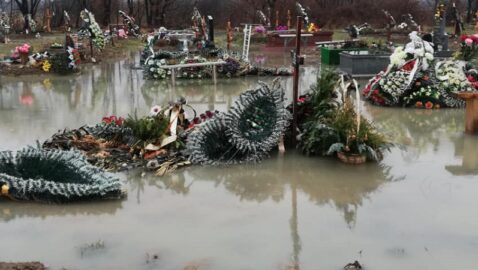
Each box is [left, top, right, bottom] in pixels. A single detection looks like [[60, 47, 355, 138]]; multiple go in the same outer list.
[[0, 50, 477, 270]]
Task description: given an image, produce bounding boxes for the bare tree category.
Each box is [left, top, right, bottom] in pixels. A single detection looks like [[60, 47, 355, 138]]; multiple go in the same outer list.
[[14, 0, 42, 16]]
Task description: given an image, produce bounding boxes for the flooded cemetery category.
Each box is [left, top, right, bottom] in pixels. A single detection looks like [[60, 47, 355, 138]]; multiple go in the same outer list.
[[0, 0, 478, 270]]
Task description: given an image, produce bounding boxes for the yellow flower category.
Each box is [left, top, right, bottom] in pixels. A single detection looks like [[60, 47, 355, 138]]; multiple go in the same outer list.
[[42, 60, 51, 72]]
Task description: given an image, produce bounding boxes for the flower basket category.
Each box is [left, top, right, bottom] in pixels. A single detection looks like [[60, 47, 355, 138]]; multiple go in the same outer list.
[[20, 53, 29, 65], [337, 152, 366, 165], [454, 91, 478, 100]]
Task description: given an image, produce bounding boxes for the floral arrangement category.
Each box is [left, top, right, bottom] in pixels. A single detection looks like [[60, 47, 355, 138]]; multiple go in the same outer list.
[[0, 12, 10, 34], [218, 54, 241, 77], [26, 14, 37, 33], [42, 60, 51, 72], [363, 31, 470, 109], [187, 110, 215, 130], [51, 51, 78, 75], [80, 9, 105, 49], [118, 10, 140, 37], [275, 25, 288, 31], [102, 116, 125, 126], [67, 46, 81, 69], [123, 111, 170, 147], [118, 29, 128, 39], [307, 23, 319, 33], [298, 69, 392, 163], [255, 25, 266, 34], [456, 35, 478, 61], [178, 56, 210, 79], [325, 104, 392, 162], [14, 43, 31, 56], [144, 57, 169, 79], [12, 43, 31, 64]]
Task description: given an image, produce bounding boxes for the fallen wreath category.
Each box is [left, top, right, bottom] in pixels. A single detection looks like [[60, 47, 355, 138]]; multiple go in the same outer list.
[[0, 147, 125, 203]]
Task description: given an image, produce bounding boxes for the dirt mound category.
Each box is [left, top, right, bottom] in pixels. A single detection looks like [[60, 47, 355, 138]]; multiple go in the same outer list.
[[0, 262, 46, 270]]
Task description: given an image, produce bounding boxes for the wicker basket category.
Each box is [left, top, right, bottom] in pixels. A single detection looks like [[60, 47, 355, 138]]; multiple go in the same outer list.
[[337, 152, 367, 165]]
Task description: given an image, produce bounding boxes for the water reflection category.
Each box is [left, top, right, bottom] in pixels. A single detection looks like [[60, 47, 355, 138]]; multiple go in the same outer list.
[[149, 153, 402, 228], [0, 199, 123, 222], [367, 105, 463, 160], [446, 134, 478, 176]]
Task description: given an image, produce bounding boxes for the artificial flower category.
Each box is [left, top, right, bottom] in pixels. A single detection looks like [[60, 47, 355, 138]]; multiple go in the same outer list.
[[150, 105, 162, 116], [425, 101, 434, 110]]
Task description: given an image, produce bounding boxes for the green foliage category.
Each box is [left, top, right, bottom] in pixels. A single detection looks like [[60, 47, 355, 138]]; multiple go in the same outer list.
[[327, 103, 391, 161], [51, 53, 75, 75], [299, 70, 392, 162], [123, 112, 169, 146], [300, 122, 339, 156], [308, 68, 341, 121]]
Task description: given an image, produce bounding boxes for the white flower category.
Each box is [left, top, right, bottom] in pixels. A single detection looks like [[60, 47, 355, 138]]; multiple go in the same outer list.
[[414, 48, 425, 57], [150, 105, 162, 116], [425, 53, 434, 61]]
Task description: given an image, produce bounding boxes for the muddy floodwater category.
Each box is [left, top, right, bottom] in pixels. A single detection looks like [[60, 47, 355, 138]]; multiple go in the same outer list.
[[0, 50, 477, 270]]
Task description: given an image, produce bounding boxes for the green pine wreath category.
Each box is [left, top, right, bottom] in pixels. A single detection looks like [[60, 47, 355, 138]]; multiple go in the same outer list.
[[187, 80, 290, 165], [0, 147, 125, 203]]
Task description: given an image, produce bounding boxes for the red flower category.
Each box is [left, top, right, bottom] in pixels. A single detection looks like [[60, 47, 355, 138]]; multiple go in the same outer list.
[[373, 89, 379, 95], [415, 101, 423, 108], [468, 75, 476, 83], [462, 35, 478, 43], [425, 101, 434, 110], [205, 110, 214, 118], [102, 116, 124, 126], [102, 116, 114, 124], [115, 117, 124, 126], [402, 60, 416, 72], [298, 97, 306, 103]]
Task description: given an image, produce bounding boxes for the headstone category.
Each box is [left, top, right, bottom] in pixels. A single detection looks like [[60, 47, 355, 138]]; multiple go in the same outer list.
[[207, 15, 214, 43]]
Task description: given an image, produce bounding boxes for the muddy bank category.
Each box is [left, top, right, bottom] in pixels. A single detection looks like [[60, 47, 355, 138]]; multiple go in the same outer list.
[[0, 262, 46, 270], [0, 39, 142, 77], [0, 63, 45, 76]]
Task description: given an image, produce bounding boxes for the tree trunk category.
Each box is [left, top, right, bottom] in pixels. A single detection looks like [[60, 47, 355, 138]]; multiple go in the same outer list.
[[128, 0, 134, 15], [467, 0, 473, 23], [103, 0, 112, 26]]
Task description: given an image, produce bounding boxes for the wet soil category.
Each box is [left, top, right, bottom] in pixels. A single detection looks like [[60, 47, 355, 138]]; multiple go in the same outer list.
[[0, 262, 45, 270]]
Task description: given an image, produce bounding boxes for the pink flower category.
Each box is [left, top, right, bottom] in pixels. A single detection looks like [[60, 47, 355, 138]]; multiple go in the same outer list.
[[254, 25, 266, 34], [118, 29, 128, 39], [15, 44, 31, 55], [465, 38, 473, 46], [150, 105, 162, 116]]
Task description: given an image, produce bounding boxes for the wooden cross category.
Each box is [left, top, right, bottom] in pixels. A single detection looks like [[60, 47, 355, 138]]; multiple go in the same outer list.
[[45, 8, 52, 33]]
